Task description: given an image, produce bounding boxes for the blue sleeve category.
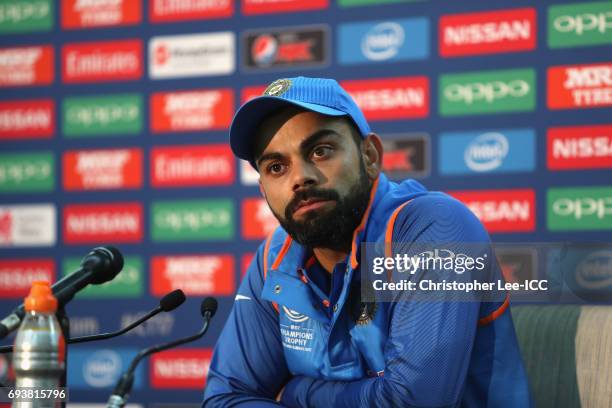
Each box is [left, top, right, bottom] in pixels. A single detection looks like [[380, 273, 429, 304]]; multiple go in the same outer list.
[[281, 194, 490, 408], [203, 242, 290, 407]]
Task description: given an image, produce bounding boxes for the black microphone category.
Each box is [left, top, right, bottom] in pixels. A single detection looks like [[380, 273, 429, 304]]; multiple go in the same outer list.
[[0, 246, 124, 340], [107, 297, 218, 408], [0, 289, 186, 353]]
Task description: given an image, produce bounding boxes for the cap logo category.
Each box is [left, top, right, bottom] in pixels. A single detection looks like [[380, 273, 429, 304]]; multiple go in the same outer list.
[[264, 79, 291, 97]]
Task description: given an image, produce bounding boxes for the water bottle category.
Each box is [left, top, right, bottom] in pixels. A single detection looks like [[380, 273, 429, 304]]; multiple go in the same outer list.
[[12, 281, 65, 408]]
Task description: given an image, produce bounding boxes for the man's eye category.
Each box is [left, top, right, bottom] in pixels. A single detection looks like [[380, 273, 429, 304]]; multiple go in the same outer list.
[[268, 163, 285, 174], [312, 146, 332, 159]]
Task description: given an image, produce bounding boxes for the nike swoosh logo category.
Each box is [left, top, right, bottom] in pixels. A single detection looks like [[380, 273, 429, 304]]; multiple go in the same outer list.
[[235, 294, 251, 301]]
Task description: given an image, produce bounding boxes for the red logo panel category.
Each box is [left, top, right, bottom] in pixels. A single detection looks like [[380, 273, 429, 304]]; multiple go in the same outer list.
[[150, 349, 213, 389], [150, 0, 233, 23], [63, 203, 143, 244], [0, 259, 55, 298], [548, 62, 612, 110], [448, 189, 535, 233], [440, 8, 536, 57], [241, 85, 266, 103], [0, 99, 54, 140], [241, 198, 279, 240], [0, 45, 53, 87], [62, 0, 142, 29], [62, 40, 143, 83], [242, 0, 328, 15], [63, 148, 143, 191], [548, 125, 612, 170], [151, 255, 235, 296], [151, 89, 234, 133], [241, 253, 255, 278], [151, 144, 234, 187], [341, 77, 429, 120]]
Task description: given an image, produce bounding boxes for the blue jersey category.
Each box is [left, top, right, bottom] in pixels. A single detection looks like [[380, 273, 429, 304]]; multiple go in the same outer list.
[[203, 174, 532, 407]]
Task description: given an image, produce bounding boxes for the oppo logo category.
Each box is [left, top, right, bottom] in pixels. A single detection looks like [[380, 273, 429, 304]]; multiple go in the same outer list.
[[444, 80, 529, 104], [553, 197, 612, 219], [361, 22, 405, 61], [575, 250, 612, 290], [554, 12, 612, 35], [465, 132, 509, 172]]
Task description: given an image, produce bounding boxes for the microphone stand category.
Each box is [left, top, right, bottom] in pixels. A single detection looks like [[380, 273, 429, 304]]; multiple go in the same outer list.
[[107, 311, 214, 408]]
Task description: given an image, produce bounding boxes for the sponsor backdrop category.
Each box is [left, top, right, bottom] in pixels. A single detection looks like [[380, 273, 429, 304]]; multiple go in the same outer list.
[[0, 0, 611, 405]]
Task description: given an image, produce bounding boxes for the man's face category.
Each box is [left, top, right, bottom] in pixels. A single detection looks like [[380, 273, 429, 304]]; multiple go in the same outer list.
[[254, 108, 374, 252]]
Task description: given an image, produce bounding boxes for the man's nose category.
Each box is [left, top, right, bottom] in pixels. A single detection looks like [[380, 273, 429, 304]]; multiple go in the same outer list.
[[291, 159, 317, 192]]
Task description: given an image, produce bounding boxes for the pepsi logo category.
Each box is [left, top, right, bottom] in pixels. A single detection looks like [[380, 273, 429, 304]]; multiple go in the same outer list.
[[252, 34, 278, 66]]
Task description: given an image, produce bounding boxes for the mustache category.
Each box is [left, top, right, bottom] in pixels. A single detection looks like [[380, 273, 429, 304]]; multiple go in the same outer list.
[[286, 188, 340, 218]]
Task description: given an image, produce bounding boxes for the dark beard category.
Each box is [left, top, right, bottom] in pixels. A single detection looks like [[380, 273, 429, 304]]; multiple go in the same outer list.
[[272, 161, 372, 252]]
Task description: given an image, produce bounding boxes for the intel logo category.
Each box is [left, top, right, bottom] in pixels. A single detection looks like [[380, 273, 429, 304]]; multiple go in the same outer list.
[[361, 22, 404, 61], [83, 350, 122, 388], [575, 250, 612, 290], [464, 132, 509, 172]]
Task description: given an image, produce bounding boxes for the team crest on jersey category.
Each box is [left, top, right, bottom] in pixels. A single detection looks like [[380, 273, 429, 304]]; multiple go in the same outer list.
[[282, 305, 309, 323], [264, 79, 291, 97]]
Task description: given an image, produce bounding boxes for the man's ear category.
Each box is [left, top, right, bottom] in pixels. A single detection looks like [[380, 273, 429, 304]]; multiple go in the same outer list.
[[258, 179, 266, 198], [361, 133, 383, 180]]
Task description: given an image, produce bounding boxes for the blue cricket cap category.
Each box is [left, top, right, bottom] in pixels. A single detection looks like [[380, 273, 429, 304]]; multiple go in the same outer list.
[[229, 77, 371, 169]]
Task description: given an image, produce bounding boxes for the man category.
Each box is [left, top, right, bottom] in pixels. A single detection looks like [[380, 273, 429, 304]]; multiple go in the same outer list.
[[203, 77, 531, 407]]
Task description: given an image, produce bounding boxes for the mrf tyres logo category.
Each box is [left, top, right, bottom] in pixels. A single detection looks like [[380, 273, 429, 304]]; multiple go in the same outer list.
[[149, 32, 235, 79], [61, 0, 141, 29], [548, 1, 612, 48], [244, 25, 328, 70], [63, 148, 143, 191], [440, 7, 536, 57], [547, 125, 612, 170], [0, 45, 53, 87], [547, 62, 612, 109], [548, 186, 612, 230], [150, 255, 234, 296], [150, 88, 234, 133], [440, 68, 535, 116]]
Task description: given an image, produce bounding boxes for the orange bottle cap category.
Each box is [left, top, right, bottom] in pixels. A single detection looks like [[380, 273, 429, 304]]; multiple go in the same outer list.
[[24, 281, 58, 313]]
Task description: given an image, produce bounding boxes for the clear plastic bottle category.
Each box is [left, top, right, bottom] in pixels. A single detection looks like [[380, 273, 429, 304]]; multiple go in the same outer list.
[[12, 281, 65, 408]]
